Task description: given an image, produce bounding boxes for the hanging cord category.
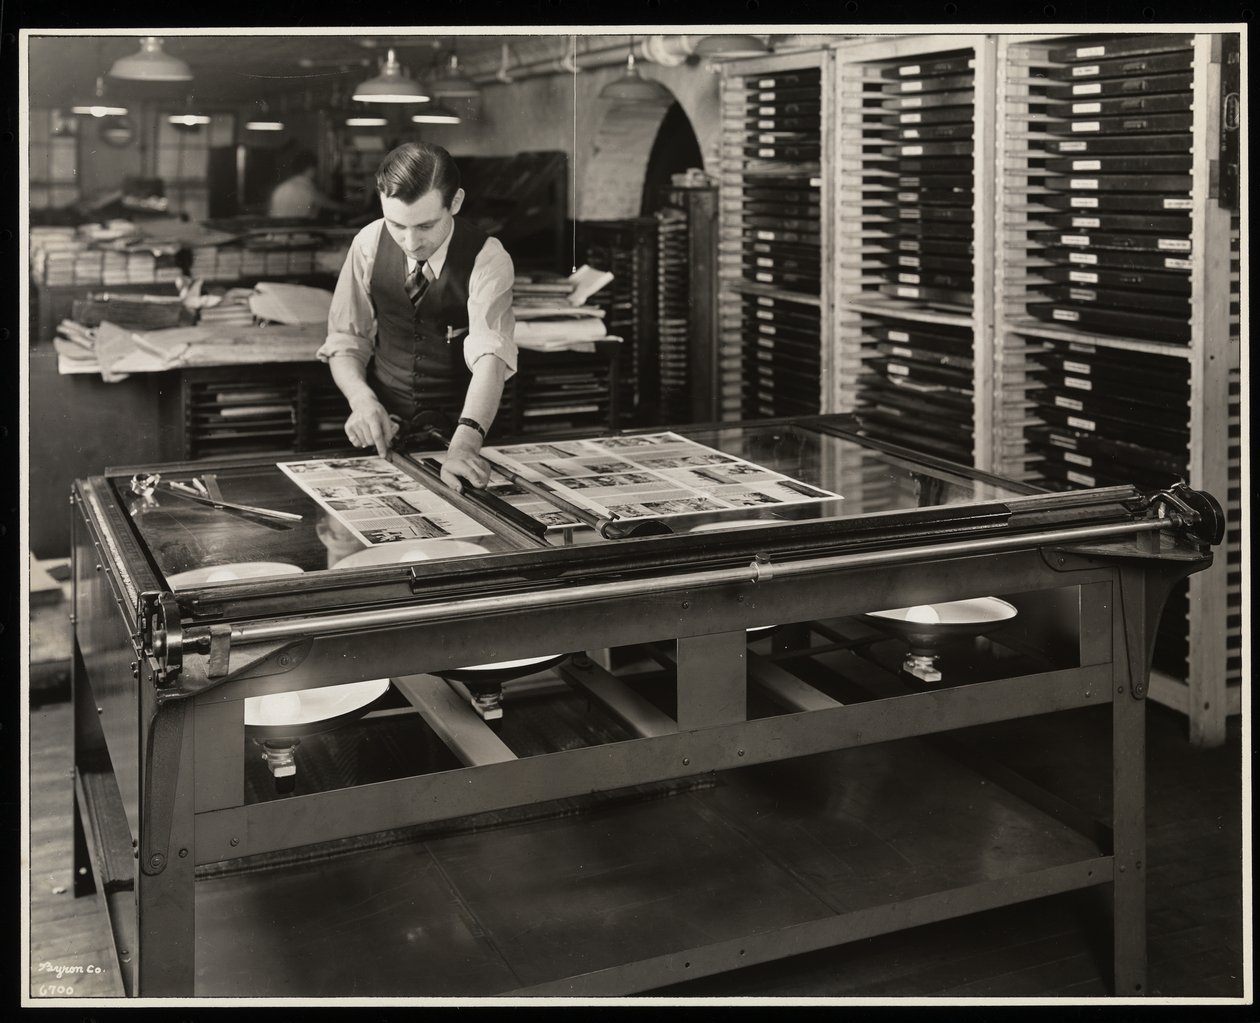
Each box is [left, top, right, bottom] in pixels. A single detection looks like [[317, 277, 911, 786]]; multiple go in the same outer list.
[[570, 34, 579, 273]]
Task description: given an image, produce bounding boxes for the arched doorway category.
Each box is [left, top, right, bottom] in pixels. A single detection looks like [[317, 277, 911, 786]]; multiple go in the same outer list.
[[639, 101, 704, 215]]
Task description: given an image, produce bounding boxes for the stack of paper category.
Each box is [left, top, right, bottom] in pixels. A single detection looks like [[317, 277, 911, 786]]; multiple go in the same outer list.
[[511, 265, 617, 353]]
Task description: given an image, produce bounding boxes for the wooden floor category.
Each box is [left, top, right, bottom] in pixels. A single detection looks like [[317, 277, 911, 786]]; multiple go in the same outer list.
[[27, 694, 1244, 1002]]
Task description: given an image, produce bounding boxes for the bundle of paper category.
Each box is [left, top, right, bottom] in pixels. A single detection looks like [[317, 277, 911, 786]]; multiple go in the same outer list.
[[247, 282, 334, 326]]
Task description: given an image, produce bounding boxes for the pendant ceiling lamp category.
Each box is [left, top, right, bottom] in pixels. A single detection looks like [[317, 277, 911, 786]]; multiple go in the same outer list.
[[412, 101, 461, 125], [345, 99, 388, 127], [599, 40, 671, 104], [168, 95, 210, 128], [70, 76, 128, 118], [693, 34, 770, 59], [109, 36, 193, 82], [431, 51, 479, 99], [244, 99, 284, 131], [352, 48, 429, 103]]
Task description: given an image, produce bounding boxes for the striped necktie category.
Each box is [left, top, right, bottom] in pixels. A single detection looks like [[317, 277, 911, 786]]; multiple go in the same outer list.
[[405, 261, 436, 307]]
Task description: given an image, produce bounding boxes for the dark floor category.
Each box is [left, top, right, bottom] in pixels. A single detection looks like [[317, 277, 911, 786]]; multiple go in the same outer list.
[[28, 689, 1244, 1002]]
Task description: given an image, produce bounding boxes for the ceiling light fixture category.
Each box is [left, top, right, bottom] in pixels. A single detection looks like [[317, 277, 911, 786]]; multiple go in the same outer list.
[[245, 99, 284, 131], [411, 101, 461, 125], [693, 34, 771, 59], [599, 38, 672, 104], [70, 77, 128, 118], [168, 95, 210, 128], [431, 50, 479, 99], [352, 48, 429, 103], [109, 36, 193, 82]]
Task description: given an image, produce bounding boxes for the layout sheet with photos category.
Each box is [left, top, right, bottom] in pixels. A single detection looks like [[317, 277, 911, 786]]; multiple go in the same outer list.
[[486, 432, 842, 523], [278, 456, 491, 547]]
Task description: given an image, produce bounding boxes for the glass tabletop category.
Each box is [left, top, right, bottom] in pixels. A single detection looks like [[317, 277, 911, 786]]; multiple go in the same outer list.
[[111, 418, 1041, 591]]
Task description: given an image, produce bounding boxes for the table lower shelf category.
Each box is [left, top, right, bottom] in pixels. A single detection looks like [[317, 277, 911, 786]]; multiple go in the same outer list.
[[190, 731, 1108, 997]]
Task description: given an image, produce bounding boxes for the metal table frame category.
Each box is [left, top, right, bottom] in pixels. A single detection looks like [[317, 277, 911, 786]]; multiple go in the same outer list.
[[67, 438, 1214, 998]]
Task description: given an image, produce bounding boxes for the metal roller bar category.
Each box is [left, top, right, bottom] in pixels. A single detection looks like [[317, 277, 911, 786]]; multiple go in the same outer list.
[[208, 518, 1171, 647]]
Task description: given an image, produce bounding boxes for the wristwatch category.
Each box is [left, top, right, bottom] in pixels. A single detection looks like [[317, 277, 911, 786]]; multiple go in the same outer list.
[[457, 416, 486, 439]]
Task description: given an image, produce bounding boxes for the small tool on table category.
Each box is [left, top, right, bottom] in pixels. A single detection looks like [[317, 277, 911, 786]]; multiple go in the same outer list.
[[129, 473, 302, 524]]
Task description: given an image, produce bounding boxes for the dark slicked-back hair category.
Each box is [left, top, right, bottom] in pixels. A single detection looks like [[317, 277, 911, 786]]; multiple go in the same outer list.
[[375, 142, 461, 207]]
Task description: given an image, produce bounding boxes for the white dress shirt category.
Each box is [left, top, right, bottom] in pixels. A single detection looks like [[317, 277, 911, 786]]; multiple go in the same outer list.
[[317, 219, 517, 377]]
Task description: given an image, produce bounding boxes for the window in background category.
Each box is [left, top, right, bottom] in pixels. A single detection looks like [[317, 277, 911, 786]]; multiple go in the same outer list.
[[156, 112, 235, 221], [28, 110, 81, 210]]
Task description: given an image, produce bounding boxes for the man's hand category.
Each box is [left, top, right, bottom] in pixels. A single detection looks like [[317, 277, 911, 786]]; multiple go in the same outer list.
[[440, 424, 492, 492], [344, 392, 398, 457]]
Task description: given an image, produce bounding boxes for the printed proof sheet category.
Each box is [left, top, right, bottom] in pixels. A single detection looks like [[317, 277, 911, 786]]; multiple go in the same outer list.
[[278, 456, 491, 547], [486, 432, 842, 525]]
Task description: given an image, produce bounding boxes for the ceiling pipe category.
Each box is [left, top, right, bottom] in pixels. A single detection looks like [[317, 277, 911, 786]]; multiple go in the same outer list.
[[463, 35, 701, 86]]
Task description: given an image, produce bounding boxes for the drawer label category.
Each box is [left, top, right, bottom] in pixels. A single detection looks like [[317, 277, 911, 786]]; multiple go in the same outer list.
[[899, 64, 921, 76], [1065, 376, 1093, 391], [1164, 257, 1192, 269], [888, 363, 910, 376], [757, 296, 774, 306], [1052, 308, 1081, 321], [1067, 342, 1096, 353], [903, 80, 923, 92], [902, 145, 924, 156], [1072, 101, 1102, 114], [1069, 271, 1099, 283], [900, 113, 922, 123], [755, 272, 774, 282], [1070, 196, 1099, 207], [1067, 415, 1096, 431], [898, 273, 921, 284], [1068, 252, 1098, 264], [1055, 395, 1085, 411], [889, 330, 910, 341], [1072, 82, 1103, 95], [1073, 64, 1100, 77], [1072, 121, 1101, 132], [757, 231, 775, 240], [1061, 234, 1090, 245], [1158, 238, 1191, 251], [1064, 451, 1093, 467], [1075, 45, 1107, 58], [1067, 470, 1097, 487], [1064, 360, 1092, 374], [897, 286, 920, 298], [1071, 217, 1101, 228], [758, 148, 775, 157], [1163, 198, 1193, 210], [1059, 141, 1087, 151], [1072, 159, 1102, 171], [1070, 178, 1100, 189], [902, 97, 923, 108], [891, 345, 913, 358]]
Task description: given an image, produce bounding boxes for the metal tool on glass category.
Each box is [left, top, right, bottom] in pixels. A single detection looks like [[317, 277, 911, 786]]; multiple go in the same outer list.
[[129, 473, 303, 523]]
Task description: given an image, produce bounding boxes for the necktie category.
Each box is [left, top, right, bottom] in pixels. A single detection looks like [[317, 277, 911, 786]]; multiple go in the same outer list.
[[405, 261, 436, 307]]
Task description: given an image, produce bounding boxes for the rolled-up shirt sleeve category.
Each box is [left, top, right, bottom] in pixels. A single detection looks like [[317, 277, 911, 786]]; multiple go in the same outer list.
[[464, 236, 517, 379], [316, 222, 380, 367]]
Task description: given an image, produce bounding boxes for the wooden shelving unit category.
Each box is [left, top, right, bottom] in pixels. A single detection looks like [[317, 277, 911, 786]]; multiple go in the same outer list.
[[993, 32, 1241, 746], [717, 49, 834, 422], [717, 32, 1242, 746]]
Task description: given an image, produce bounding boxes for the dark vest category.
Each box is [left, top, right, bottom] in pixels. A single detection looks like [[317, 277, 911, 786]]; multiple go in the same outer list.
[[368, 217, 488, 420]]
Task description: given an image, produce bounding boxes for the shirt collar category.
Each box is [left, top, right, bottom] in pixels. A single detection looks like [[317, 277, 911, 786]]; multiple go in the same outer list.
[[404, 220, 455, 278]]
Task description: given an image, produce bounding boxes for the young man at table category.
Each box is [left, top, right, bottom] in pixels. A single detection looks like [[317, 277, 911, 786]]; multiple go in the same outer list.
[[318, 141, 515, 492]]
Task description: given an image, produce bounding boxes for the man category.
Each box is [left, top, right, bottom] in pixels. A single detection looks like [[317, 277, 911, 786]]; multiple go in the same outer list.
[[317, 142, 514, 492], [268, 150, 356, 220]]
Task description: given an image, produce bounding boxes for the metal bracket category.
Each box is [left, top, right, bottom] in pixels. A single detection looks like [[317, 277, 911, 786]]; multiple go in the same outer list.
[[207, 623, 233, 678], [136, 591, 183, 686], [750, 553, 774, 583], [139, 700, 188, 875]]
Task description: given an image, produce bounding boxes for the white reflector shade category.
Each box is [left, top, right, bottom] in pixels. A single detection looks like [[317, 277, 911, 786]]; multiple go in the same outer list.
[[109, 37, 192, 82]]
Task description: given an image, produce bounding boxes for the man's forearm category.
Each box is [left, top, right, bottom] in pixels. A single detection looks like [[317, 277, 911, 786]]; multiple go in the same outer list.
[[460, 355, 508, 433], [329, 353, 379, 409]]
